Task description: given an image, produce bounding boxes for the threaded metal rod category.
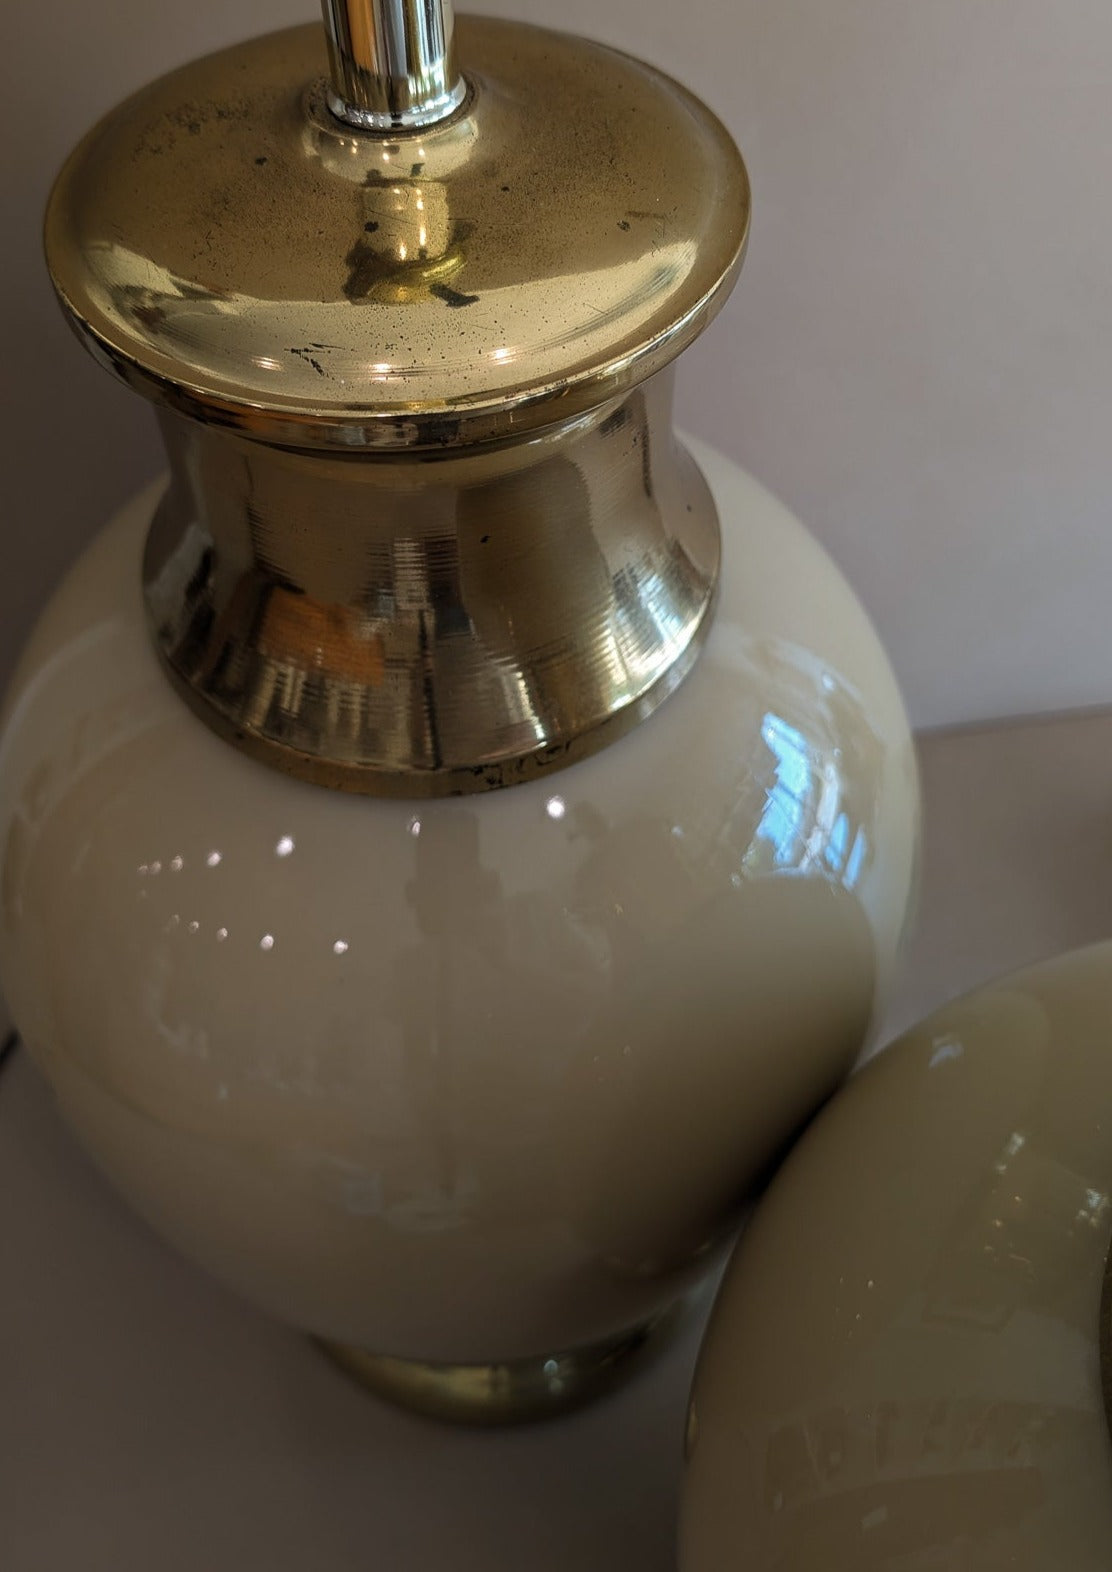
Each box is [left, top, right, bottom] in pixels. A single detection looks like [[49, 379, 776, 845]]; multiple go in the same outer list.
[[321, 0, 466, 131]]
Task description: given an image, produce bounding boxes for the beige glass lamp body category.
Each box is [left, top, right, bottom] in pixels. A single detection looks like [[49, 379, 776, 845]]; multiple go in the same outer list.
[[0, 4, 919, 1421], [681, 943, 1112, 1567]]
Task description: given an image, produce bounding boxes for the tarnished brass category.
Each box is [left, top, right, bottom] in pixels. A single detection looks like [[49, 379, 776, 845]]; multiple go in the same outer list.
[[44, 17, 749, 452], [44, 11, 750, 793], [144, 370, 719, 794], [318, 1303, 681, 1423]]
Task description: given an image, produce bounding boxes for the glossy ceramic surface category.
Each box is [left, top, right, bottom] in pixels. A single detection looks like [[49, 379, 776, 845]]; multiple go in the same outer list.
[[0, 440, 917, 1373], [682, 942, 1112, 1570]]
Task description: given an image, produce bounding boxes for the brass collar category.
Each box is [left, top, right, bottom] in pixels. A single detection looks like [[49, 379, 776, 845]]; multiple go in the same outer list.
[[144, 370, 719, 795]]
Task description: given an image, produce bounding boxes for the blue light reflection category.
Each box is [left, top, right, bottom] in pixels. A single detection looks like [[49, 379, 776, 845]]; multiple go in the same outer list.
[[753, 713, 869, 891]]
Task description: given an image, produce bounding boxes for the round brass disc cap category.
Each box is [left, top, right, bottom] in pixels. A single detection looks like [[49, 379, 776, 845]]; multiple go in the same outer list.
[[45, 17, 749, 450]]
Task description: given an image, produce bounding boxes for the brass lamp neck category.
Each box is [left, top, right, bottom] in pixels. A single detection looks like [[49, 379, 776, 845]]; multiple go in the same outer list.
[[142, 373, 721, 798], [321, 0, 467, 130]]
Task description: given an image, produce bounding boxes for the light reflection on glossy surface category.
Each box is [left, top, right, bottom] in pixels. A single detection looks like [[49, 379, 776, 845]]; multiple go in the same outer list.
[[0, 442, 917, 1367], [682, 944, 1112, 1571]]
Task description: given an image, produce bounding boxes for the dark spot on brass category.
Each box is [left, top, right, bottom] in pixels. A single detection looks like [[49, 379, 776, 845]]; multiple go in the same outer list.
[[364, 221, 379, 233], [501, 184, 510, 192], [289, 347, 328, 378], [411, 162, 424, 176], [430, 284, 480, 309], [188, 121, 201, 136], [618, 219, 631, 231], [255, 155, 268, 165], [480, 534, 490, 544]]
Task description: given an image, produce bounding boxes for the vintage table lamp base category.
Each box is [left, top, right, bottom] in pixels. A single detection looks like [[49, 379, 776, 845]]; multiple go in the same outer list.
[[0, 0, 918, 1421]]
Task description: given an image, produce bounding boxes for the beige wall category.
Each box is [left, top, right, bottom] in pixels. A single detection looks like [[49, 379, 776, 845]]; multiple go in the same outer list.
[[3, 1, 1111, 729]]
